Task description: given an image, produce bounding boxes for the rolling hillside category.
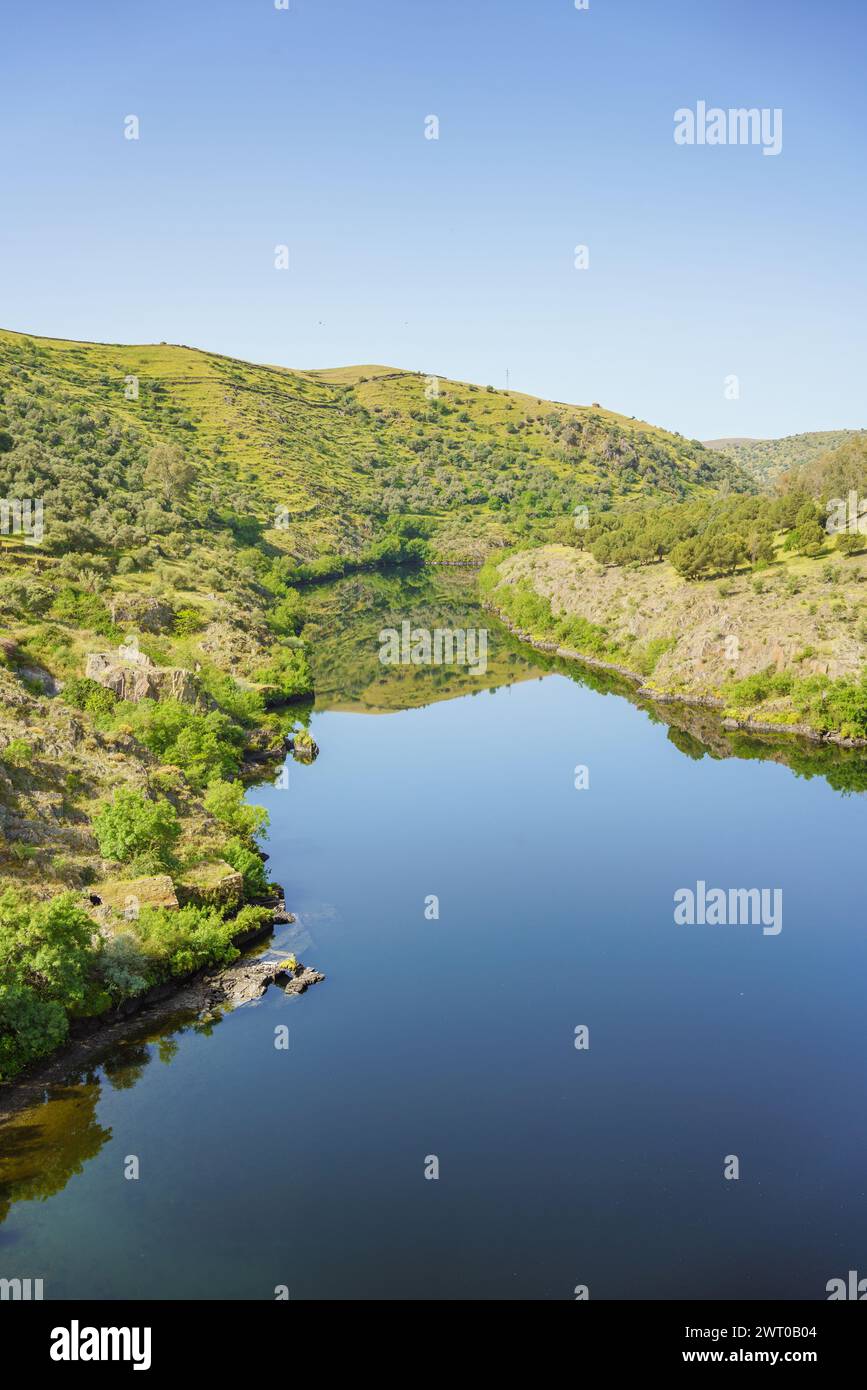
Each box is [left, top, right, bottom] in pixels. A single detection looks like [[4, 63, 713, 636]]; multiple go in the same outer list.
[[0, 328, 748, 565], [704, 431, 867, 487]]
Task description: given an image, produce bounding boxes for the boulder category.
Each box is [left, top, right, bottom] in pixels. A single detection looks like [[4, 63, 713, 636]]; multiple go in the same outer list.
[[85, 650, 200, 704], [89, 874, 180, 916], [175, 860, 244, 911], [108, 595, 175, 633]]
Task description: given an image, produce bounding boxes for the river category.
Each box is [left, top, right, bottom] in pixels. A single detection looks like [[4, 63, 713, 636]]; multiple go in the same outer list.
[[2, 569, 867, 1299]]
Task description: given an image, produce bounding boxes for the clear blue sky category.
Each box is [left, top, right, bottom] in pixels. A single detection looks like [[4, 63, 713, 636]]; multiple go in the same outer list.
[[2, 0, 865, 439]]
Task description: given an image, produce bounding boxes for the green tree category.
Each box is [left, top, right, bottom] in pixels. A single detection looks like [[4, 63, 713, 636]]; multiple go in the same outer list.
[[204, 778, 269, 840], [144, 442, 196, 502], [92, 787, 181, 867]]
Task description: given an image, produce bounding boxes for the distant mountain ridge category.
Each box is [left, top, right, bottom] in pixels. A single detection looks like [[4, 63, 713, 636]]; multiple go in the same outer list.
[[704, 431, 867, 486]]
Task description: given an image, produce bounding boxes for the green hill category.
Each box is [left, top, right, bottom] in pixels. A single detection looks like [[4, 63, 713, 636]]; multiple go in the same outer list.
[[0, 327, 748, 566], [704, 431, 867, 487]]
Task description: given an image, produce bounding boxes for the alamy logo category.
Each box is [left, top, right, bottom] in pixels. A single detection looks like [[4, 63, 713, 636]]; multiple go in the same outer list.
[[379, 621, 488, 676], [50, 1321, 152, 1371], [674, 880, 782, 936], [826, 1270, 867, 1300], [674, 102, 783, 157], [0, 1277, 43, 1300], [826, 492, 867, 534], [0, 497, 43, 545]]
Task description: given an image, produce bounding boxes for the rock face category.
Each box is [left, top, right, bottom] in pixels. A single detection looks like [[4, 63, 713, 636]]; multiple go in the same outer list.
[[86, 650, 200, 704], [175, 861, 244, 911], [108, 595, 175, 633]]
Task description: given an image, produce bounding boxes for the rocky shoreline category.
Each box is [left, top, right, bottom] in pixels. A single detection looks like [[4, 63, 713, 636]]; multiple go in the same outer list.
[[485, 600, 867, 750], [0, 897, 324, 1118]]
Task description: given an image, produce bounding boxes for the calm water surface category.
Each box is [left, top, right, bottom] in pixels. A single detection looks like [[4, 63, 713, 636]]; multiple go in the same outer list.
[[2, 572, 867, 1299]]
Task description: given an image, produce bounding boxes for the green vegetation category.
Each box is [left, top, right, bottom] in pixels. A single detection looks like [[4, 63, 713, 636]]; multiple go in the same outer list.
[[115, 701, 245, 787], [92, 788, 181, 870], [0, 888, 271, 1079], [723, 667, 867, 740], [221, 839, 269, 897], [562, 491, 823, 578], [254, 647, 314, 703], [0, 327, 747, 576], [203, 778, 269, 839], [704, 431, 867, 486]]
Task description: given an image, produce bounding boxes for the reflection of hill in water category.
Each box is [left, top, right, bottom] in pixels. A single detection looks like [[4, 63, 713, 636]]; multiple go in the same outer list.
[[302, 569, 547, 711], [0, 1084, 109, 1226], [0, 1021, 216, 1226], [305, 571, 867, 793]]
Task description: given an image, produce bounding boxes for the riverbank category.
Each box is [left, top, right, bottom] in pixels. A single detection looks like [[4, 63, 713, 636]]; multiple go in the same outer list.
[[481, 545, 867, 746], [0, 896, 324, 1117]]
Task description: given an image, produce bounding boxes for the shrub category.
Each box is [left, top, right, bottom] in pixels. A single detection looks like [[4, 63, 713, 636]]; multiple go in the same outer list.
[[2, 738, 33, 768], [49, 587, 119, 637], [132, 904, 239, 980], [61, 675, 119, 720], [118, 700, 244, 787], [92, 787, 181, 867], [255, 647, 314, 702], [0, 985, 68, 1079], [174, 607, 206, 636], [222, 838, 269, 897], [204, 779, 269, 840], [268, 590, 305, 635], [96, 932, 149, 999]]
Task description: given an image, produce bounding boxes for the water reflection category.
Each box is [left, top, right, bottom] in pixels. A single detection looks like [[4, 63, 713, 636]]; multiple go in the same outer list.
[[305, 568, 867, 793]]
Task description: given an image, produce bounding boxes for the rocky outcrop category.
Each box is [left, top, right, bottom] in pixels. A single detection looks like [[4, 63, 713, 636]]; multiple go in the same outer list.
[[89, 875, 180, 919], [288, 731, 319, 763], [175, 861, 244, 911], [199, 618, 273, 673], [85, 650, 200, 704], [215, 957, 325, 1008], [108, 595, 175, 633]]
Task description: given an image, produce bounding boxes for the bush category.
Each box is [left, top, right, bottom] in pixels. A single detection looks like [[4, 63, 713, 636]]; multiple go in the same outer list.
[[724, 669, 794, 706], [132, 904, 240, 980], [204, 779, 269, 840], [92, 787, 181, 867], [0, 890, 94, 1004], [61, 675, 119, 720], [49, 587, 119, 637], [2, 738, 33, 768], [96, 932, 149, 999], [118, 700, 244, 787], [222, 838, 269, 897], [0, 890, 96, 1077], [268, 590, 305, 635], [255, 647, 314, 702], [174, 607, 206, 636], [200, 673, 266, 726], [0, 985, 68, 1079]]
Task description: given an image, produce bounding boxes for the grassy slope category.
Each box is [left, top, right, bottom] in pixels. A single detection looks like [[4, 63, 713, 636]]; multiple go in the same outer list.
[[0, 327, 748, 562], [483, 535, 867, 738], [0, 324, 776, 903]]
